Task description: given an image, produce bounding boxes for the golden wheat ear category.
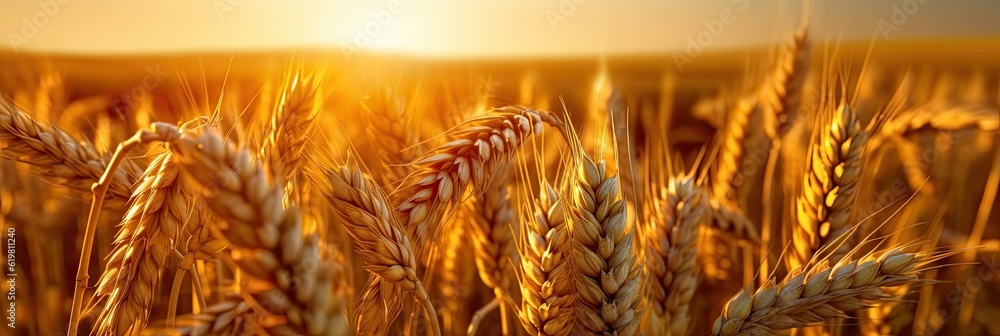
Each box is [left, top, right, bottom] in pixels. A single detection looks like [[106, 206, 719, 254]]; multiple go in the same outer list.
[[1, 98, 142, 200], [315, 156, 439, 336], [392, 106, 561, 257], [712, 242, 962, 336]]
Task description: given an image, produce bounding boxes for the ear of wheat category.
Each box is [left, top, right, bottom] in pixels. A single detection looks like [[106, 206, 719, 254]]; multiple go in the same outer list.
[[514, 181, 575, 336], [168, 129, 341, 335], [789, 103, 868, 268], [761, 26, 810, 140], [563, 126, 644, 335], [93, 152, 189, 335], [644, 174, 708, 336], [470, 169, 520, 303], [361, 85, 420, 188], [1, 99, 140, 199], [317, 161, 440, 336], [393, 106, 559, 255], [712, 246, 958, 335], [707, 96, 759, 241], [259, 70, 320, 186]]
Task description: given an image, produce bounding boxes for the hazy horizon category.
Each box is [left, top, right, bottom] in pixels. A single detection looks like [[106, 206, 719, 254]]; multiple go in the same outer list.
[[2, 1, 1000, 57]]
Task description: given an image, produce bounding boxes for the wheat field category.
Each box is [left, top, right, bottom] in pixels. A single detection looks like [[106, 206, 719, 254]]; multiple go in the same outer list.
[[1, 22, 999, 336]]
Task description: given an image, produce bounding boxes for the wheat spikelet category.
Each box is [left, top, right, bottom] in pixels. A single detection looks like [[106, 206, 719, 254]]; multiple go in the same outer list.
[[644, 174, 708, 336], [168, 129, 339, 336], [260, 71, 320, 186], [393, 106, 559, 254], [514, 181, 574, 336], [712, 246, 956, 335], [318, 161, 440, 336], [93, 152, 189, 335], [0, 98, 140, 199], [564, 128, 643, 335], [789, 104, 868, 268]]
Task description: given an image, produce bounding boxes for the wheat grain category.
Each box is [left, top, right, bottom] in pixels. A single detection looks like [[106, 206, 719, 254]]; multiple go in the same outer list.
[[712, 246, 955, 335], [0, 98, 140, 199], [317, 162, 440, 336], [168, 129, 339, 336], [393, 106, 559, 255], [644, 174, 708, 336], [514, 181, 574, 336]]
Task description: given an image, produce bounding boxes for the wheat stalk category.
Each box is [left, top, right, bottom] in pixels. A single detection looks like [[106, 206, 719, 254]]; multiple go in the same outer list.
[[393, 106, 559, 255], [789, 104, 868, 268], [712, 246, 957, 335], [168, 129, 339, 336], [317, 161, 441, 336], [563, 129, 643, 335], [0, 98, 140, 199], [514, 181, 575, 336], [644, 174, 708, 336]]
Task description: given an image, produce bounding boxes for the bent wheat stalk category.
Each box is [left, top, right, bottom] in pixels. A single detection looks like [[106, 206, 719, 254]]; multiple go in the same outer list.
[[318, 162, 441, 336], [168, 129, 339, 336]]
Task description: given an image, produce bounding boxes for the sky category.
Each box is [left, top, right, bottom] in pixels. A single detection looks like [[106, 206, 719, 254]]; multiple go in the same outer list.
[[1, 0, 999, 57]]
